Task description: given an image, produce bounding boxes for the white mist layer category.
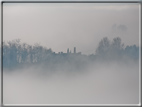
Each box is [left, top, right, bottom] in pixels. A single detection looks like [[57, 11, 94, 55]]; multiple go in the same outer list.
[[3, 61, 139, 104]]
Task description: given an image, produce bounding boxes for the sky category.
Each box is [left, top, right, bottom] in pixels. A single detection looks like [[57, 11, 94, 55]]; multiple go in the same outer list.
[[1, 2, 140, 55]]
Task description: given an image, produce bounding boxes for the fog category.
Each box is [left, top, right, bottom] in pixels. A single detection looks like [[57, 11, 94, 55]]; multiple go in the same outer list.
[[3, 59, 139, 104], [1, 2, 140, 105], [1, 36, 140, 105]]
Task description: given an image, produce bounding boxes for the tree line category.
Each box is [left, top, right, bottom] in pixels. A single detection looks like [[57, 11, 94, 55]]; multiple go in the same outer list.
[[0, 37, 139, 70]]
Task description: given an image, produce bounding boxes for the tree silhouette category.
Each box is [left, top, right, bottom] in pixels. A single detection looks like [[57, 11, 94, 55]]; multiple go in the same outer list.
[[1, 37, 139, 71]]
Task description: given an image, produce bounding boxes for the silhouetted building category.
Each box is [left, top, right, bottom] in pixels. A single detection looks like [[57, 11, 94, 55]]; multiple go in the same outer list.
[[67, 48, 69, 53], [74, 47, 76, 53]]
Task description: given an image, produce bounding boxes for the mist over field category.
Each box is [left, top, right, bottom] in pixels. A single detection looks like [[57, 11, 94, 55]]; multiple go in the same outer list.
[[3, 60, 139, 104], [1, 37, 140, 104]]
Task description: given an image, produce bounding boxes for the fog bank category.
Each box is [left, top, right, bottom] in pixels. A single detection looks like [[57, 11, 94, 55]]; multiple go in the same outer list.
[[3, 60, 139, 104]]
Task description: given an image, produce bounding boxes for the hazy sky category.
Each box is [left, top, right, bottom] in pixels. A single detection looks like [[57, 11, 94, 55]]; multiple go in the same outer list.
[[2, 3, 140, 55]]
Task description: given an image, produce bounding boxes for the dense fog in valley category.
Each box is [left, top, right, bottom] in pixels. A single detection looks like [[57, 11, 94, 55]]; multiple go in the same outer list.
[[0, 37, 140, 104], [3, 61, 139, 104]]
